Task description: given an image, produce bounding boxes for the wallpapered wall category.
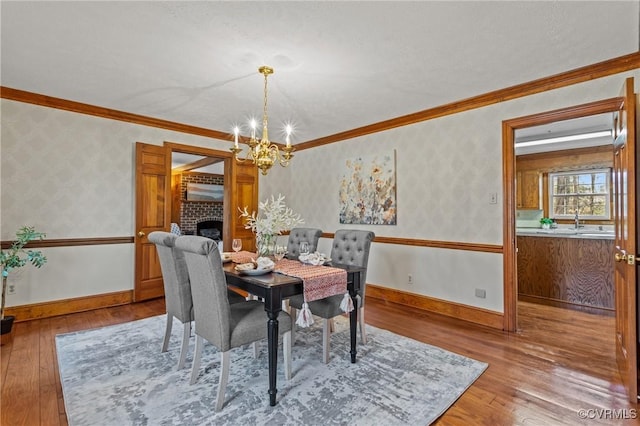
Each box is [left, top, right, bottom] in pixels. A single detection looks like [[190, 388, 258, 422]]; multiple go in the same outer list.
[[262, 70, 639, 312], [1, 69, 638, 310], [0, 104, 231, 239], [0, 102, 231, 306]]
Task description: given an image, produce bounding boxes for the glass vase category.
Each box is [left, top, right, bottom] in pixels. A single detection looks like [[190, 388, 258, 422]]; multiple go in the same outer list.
[[256, 233, 275, 257]]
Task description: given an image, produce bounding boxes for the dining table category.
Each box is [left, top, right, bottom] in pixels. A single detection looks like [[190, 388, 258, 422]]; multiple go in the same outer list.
[[223, 260, 365, 407]]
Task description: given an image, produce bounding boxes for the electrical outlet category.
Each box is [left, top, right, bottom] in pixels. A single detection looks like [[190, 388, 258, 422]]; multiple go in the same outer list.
[[489, 192, 498, 204], [475, 288, 486, 299], [408, 274, 413, 285], [7, 284, 16, 295]]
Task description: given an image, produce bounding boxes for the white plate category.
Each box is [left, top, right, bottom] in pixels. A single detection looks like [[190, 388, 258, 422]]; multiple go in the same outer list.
[[235, 266, 274, 276]]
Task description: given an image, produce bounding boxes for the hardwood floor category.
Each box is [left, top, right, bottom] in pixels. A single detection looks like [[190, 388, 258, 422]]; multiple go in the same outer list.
[[1, 298, 636, 425]]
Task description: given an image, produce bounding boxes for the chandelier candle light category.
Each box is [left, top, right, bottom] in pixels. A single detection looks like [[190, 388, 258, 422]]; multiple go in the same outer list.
[[230, 66, 295, 176]]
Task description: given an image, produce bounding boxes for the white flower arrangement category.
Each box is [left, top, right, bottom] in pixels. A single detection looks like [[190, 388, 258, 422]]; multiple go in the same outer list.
[[239, 194, 303, 254]]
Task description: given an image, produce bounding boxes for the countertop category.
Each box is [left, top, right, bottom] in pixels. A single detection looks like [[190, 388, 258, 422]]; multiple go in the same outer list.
[[516, 227, 615, 240]]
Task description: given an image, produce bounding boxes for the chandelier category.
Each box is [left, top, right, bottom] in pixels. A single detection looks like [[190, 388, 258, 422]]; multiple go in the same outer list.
[[230, 66, 295, 175]]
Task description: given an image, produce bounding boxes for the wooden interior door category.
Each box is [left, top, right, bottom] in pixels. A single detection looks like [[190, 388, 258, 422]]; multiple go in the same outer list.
[[612, 77, 637, 402], [230, 160, 259, 252], [134, 142, 170, 301]]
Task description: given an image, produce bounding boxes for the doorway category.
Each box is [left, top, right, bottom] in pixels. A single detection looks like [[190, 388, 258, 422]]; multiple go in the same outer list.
[[514, 112, 615, 318], [166, 143, 232, 250], [502, 97, 623, 332], [170, 152, 225, 236], [164, 141, 260, 253], [502, 84, 639, 402], [502, 97, 636, 399]]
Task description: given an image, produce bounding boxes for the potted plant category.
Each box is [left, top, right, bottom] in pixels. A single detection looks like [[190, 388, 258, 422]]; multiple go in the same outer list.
[[540, 217, 553, 229], [1, 226, 47, 342]]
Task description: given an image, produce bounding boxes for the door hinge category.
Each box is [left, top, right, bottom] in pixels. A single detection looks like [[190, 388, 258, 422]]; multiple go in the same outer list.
[[627, 254, 635, 265]]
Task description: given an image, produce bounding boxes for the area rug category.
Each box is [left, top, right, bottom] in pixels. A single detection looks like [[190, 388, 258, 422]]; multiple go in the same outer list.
[[56, 314, 487, 425]]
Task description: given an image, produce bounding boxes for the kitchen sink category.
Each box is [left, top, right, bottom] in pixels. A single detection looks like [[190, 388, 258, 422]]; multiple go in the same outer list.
[[552, 229, 578, 234]]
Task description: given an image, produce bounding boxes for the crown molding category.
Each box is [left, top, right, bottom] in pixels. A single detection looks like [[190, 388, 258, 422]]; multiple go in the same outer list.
[[0, 87, 232, 142], [296, 52, 640, 150], [2, 52, 638, 149]]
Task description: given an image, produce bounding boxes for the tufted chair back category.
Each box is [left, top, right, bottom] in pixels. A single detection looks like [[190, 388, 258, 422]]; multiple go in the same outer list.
[[330, 229, 375, 300], [286, 227, 322, 259], [148, 231, 193, 323]]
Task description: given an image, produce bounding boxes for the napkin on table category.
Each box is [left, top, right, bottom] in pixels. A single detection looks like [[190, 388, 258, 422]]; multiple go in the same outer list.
[[256, 256, 275, 270], [298, 252, 328, 265]]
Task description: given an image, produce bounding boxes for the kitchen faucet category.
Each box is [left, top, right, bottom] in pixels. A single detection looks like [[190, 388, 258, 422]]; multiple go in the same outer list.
[[574, 212, 581, 229]]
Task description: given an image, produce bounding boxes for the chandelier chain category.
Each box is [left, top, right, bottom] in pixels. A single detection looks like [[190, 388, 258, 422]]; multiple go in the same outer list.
[[263, 71, 269, 135]]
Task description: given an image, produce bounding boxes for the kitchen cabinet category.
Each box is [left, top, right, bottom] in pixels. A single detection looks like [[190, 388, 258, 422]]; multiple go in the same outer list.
[[517, 235, 614, 315], [516, 170, 540, 209]]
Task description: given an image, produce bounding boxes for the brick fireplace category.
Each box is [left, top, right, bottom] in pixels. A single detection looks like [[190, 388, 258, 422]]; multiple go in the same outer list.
[[172, 172, 224, 234]]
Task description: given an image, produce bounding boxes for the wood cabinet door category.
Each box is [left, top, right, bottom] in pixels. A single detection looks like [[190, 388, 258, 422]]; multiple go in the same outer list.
[[517, 170, 540, 209], [612, 77, 637, 402]]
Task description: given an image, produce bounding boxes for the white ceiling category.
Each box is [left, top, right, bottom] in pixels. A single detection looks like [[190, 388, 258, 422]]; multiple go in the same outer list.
[[2, 1, 638, 145], [514, 112, 615, 155], [172, 152, 224, 174]]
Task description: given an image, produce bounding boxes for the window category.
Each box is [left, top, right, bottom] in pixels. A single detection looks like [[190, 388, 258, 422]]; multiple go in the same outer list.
[[549, 169, 611, 220]]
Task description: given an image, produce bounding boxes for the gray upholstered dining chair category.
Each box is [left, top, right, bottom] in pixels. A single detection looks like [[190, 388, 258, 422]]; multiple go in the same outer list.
[[175, 235, 292, 411], [148, 231, 245, 371], [285, 227, 322, 260], [288, 229, 375, 363]]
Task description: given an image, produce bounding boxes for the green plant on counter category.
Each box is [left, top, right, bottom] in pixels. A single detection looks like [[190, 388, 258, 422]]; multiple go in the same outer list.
[[540, 217, 553, 225]]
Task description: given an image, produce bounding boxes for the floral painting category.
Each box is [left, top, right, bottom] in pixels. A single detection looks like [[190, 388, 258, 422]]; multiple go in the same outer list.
[[339, 151, 397, 225]]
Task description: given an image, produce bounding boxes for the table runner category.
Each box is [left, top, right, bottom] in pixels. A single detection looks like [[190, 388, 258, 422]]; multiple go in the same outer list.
[[230, 251, 258, 264], [275, 259, 352, 327]]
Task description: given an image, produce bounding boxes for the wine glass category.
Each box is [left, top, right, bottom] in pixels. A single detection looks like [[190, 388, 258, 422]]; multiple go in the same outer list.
[[274, 245, 286, 262], [299, 242, 310, 257], [232, 238, 242, 253]]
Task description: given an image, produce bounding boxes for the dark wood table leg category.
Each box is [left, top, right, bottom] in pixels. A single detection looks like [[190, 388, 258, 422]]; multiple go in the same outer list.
[[349, 272, 360, 363], [267, 312, 279, 406], [264, 289, 283, 407], [349, 297, 358, 363]]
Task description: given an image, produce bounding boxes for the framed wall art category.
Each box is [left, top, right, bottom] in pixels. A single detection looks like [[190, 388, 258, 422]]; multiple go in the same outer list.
[[186, 183, 224, 202], [339, 150, 397, 225]]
